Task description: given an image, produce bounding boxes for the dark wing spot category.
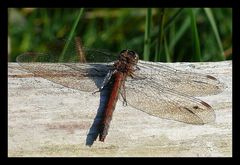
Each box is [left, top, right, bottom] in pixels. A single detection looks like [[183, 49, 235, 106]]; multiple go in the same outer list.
[[200, 101, 212, 108], [193, 106, 199, 109], [193, 80, 207, 84], [183, 107, 195, 114], [206, 75, 217, 80]]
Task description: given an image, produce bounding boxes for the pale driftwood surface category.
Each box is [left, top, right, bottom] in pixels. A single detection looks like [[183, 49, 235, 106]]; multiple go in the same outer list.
[[8, 61, 232, 157]]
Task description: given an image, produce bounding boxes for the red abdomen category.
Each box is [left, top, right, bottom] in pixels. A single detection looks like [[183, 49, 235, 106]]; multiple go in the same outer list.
[[99, 72, 124, 142]]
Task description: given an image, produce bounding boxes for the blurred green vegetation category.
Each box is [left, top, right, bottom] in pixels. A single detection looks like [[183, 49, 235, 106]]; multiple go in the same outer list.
[[8, 8, 232, 62]]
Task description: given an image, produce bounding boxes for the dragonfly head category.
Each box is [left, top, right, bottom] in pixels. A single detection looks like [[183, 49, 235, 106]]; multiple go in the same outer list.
[[119, 49, 139, 65]]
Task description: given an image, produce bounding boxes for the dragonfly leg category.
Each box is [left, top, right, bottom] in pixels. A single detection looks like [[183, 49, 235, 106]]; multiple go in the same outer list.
[[92, 89, 101, 95], [92, 70, 114, 95], [120, 80, 128, 106], [135, 65, 140, 71]]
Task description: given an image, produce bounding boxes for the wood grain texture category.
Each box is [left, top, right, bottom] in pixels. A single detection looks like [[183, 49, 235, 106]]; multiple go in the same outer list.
[[8, 61, 232, 157]]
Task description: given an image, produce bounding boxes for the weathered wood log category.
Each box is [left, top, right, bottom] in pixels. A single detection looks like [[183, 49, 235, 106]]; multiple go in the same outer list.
[[8, 61, 232, 157]]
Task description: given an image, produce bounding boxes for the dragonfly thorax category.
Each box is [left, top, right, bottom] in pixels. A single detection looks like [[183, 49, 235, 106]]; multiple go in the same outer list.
[[113, 50, 139, 74]]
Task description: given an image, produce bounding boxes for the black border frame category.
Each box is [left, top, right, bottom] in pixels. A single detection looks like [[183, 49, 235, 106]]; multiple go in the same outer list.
[[1, 0, 238, 160]]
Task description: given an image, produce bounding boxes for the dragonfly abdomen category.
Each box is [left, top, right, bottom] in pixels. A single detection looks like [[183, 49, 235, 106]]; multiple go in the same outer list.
[[99, 72, 125, 142]]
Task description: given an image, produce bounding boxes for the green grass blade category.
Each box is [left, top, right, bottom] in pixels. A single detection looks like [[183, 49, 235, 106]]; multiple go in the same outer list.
[[155, 8, 165, 61], [164, 35, 171, 62], [189, 9, 201, 61], [60, 8, 84, 61], [204, 8, 225, 60], [164, 8, 184, 32], [169, 16, 190, 51], [168, 8, 202, 62], [143, 8, 152, 61]]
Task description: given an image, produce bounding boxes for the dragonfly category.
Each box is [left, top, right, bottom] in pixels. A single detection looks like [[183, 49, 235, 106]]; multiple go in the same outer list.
[[16, 39, 224, 142]]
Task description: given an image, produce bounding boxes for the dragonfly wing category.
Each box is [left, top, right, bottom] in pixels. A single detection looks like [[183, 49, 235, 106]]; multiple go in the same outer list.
[[16, 52, 111, 92], [26, 38, 119, 63], [137, 61, 224, 97], [123, 78, 215, 124]]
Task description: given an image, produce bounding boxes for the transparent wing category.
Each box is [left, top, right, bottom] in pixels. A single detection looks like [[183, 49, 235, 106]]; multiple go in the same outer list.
[[16, 37, 223, 124], [135, 61, 224, 97], [124, 78, 216, 124], [17, 38, 119, 63], [16, 52, 114, 92], [16, 38, 120, 91]]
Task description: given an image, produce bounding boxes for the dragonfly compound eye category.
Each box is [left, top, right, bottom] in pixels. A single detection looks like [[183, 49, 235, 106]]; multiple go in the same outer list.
[[120, 50, 127, 54], [128, 50, 135, 56], [128, 51, 139, 61]]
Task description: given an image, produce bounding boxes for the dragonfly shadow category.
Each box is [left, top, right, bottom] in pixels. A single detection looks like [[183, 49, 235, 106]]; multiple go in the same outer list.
[[85, 88, 110, 146], [59, 63, 112, 146], [47, 63, 112, 146]]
